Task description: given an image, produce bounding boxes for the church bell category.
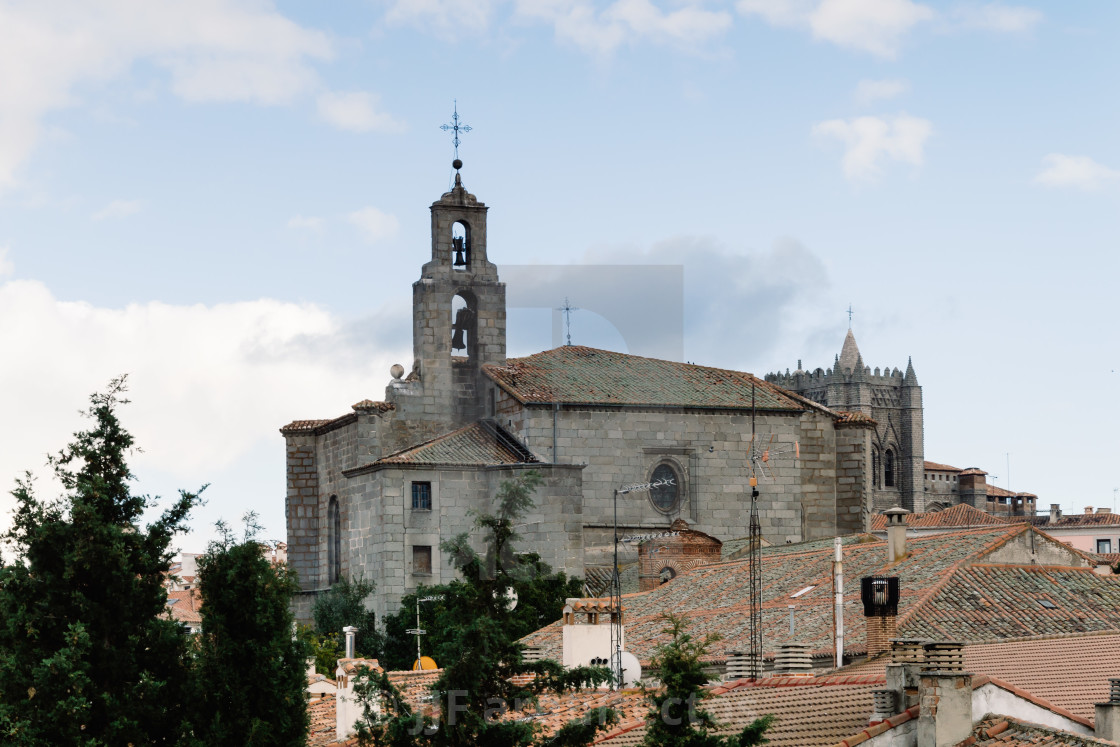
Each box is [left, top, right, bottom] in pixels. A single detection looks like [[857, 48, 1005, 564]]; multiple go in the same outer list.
[[452, 237, 467, 267]]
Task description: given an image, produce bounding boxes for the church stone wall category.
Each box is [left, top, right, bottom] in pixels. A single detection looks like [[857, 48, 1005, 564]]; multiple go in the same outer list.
[[286, 434, 320, 610], [507, 404, 845, 549]]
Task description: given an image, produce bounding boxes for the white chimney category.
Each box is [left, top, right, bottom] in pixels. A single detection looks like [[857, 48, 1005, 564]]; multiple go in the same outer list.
[[1095, 678, 1120, 743], [917, 641, 971, 747], [343, 626, 357, 659], [884, 507, 909, 563], [1049, 504, 1061, 524], [833, 537, 844, 668]]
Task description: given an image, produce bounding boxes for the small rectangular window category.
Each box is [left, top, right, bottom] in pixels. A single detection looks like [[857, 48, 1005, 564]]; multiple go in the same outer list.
[[1098, 539, 1113, 554], [411, 482, 432, 510], [413, 545, 432, 575]]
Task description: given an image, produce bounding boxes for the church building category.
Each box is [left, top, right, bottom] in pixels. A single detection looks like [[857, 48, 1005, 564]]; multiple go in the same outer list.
[[282, 164, 904, 621]]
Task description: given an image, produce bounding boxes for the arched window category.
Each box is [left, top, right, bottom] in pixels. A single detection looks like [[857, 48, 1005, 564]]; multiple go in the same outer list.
[[327, 495, 341, 585], [659, 567, 677, 585], [649, 462, 682, 514], [884, 449, 896, 488], [451, 220, 471, 271], [872, 448, 881, 488]]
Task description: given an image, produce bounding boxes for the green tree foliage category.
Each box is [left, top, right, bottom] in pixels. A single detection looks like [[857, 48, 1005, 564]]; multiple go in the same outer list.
[[641, 614, 773, 747], [0, 378, 201, 745], [190, 515, 310, 746], [355, 470, 617, 747], [312, 575, 382, 660], [380, 553, 582, 672]]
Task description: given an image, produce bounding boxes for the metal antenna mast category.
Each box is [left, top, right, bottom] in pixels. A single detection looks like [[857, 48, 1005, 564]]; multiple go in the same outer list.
[[748, 383, 761, 681]]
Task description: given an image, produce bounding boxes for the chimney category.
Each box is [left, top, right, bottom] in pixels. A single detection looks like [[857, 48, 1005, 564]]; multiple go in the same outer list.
[[773, 642, 812, 675], [883, 507, 909, 563], [885, 638, 925, 712], [1100, 508, 1112, 515], [869, 689, 897, 725], [862, 576, 900, 657], [343, 626, 357, 659], [1049, 503, 1061, 524], [1095, 678, 1120, 743], [1086, 506, 1094, 515], [917, 641, 972, 747], [725, 650, 761, 681]]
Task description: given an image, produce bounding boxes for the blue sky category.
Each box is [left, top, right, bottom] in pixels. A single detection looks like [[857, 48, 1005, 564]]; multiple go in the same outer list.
[[1, 0, 1117, 553]]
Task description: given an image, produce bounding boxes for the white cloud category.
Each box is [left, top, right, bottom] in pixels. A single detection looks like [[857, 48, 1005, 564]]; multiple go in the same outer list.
[[384, 0, 500, 35], [316, 91, 404, 133], [737, 0, 935, 58], [287, 214, 323, 230], [0, 277, 407, 545], [92, 199, 141, 221], [950, 3, 1042, 33], [392, 0, 735, 56], [348, 207, 400, 243], [0, 0, 337, 189], [813, 114, 933, 181], [1032, 154, 1119, 191], [0, 247, 12, 278], [855, 78, 909, 104]]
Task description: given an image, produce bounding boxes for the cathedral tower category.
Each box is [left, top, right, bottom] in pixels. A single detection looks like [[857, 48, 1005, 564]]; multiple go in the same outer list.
[[407, 161, 506, 425]]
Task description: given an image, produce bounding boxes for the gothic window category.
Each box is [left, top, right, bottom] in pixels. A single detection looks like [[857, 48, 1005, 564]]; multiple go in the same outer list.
[[411, 481, 432, 510], [452, 220, 470, 270], [412, 545, 432, 575], [327, 495, 341, 585], [884, 449, 896, 488], [649, 462, 681, 514]]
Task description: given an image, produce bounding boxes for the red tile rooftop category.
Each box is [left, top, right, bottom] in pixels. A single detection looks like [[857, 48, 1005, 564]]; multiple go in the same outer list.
[[868, 503, 1011, 531]]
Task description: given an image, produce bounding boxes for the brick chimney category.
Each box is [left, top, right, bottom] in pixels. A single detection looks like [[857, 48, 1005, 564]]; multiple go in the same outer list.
[[862, 576, 900, 657], [883, 507, 909, 563], [1095, 678, 1120, 742], [917, 641, 971, 747], [885, 638, 925, 712]]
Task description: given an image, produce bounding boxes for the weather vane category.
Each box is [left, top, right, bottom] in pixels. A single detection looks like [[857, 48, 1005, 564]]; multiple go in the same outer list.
[[440, 100, 471, 161]]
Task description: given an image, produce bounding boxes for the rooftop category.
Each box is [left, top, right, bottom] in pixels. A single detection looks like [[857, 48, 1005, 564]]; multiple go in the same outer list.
[[484, 345, 811, 412], [347, 420, 541, 473], [868, 503, 1012, 531]]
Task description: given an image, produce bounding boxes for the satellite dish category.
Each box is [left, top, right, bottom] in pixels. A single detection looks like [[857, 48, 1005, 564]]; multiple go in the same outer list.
[[494, 587, 518, 611], [412, 655, 438, 671], [620, 651, 642, 687]]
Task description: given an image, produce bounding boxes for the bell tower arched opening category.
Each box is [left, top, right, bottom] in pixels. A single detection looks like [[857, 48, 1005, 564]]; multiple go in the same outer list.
[[450, 291, 478, 361], [452, 220, 471, 271]]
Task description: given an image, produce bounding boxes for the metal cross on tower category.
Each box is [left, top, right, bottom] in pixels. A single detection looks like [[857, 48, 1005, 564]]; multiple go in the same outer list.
[[440, 100, 471, 160], [847, 304, 854, 328], [557, 297, 578, 346]]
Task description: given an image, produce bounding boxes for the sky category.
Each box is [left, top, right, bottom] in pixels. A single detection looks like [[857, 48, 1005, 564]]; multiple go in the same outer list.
[[0, 0, 1117, 555]]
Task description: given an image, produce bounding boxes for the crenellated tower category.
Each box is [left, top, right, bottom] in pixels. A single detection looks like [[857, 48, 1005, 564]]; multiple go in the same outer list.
[[766, 329, 925, 512]]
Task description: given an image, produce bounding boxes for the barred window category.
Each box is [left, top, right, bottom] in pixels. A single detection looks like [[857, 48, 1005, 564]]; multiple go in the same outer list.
[[412, 481, 432, 510]]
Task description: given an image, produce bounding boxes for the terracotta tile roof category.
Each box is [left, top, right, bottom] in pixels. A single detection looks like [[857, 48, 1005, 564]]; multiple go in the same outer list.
[[280, 412, 357, 436], [364, 420, 541, 469], [988, 483, 1038, 499], [834, 411, 876, 425], [307, 696, 337, 747], [165, 589, 202, 624], [840, 630, 1120, 725], [595, 674, 888, 746], [868, 503, 1012, 531], [523, 527, 1030, 665], [1031, 513, 1120, 528], [351, 399, 395, 412], [484, 346, 808, 412], [902, 563, 1120, 643], [964, 715, 1115, 746], [924, 460, 963, 472]]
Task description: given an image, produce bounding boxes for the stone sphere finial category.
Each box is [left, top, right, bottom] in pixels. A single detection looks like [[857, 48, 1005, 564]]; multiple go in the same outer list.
[[452, 158, 463, 170], [390, 363, 405, 380]]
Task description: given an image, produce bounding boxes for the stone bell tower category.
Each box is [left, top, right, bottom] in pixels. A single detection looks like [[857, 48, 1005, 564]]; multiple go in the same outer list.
[[407, 159, 506, 425]]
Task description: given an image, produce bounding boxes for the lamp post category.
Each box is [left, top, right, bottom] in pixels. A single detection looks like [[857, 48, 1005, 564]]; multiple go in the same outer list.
[[609, 477, 675, 688]]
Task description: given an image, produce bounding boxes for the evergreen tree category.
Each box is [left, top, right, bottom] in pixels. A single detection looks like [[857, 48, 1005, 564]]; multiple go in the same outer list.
[[379, 554, 582, 672], [0, 378, 200, 745], [354, 470, 617, 746], [312, 575, 382, 660], [641, 614, 773, 747], [191, 515, 309, 746]]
